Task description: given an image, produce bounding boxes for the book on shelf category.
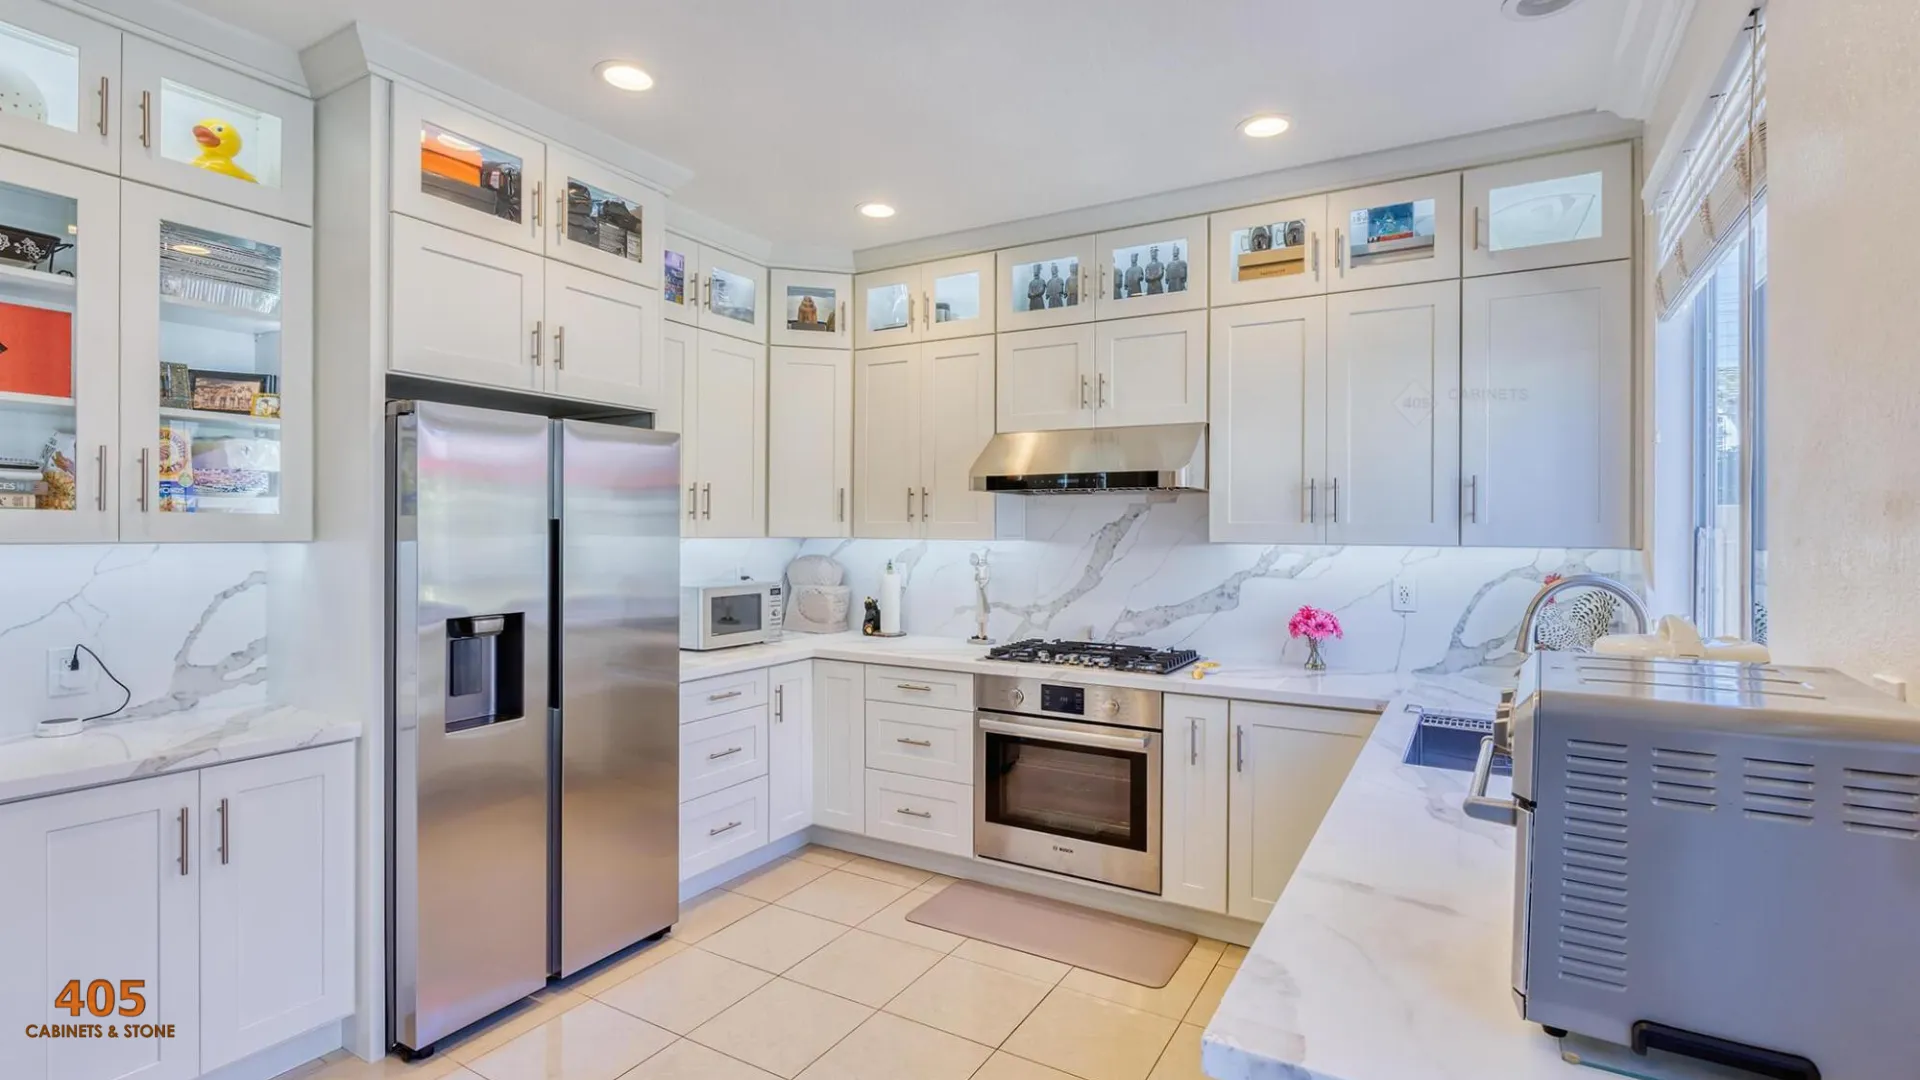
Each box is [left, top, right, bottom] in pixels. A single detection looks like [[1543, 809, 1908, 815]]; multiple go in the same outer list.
[[0, 492, 37, 509], [0, 475, 49, 495]]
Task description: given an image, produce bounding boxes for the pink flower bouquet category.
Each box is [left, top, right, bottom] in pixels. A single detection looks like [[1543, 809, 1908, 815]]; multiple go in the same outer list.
[[1288, 605, 1342, 670]]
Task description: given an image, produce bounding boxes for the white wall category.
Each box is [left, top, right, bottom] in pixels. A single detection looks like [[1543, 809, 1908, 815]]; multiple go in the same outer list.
[[1764, 1, 1920, 682]]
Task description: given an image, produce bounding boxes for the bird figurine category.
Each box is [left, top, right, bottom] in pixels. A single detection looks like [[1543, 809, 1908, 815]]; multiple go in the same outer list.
[[188, 120, 257, 183]]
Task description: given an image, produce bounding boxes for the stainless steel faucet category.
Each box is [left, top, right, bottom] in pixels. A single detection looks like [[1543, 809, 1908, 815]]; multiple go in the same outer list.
[[1515, 573, 1649, 653]]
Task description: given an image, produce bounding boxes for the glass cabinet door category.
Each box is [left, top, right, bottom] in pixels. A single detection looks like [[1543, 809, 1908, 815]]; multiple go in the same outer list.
[[996, 234, 1096, 332], [661, 233, 701, 326], [919, 252, 996, 342], [696, 248, 767, 343], [1463, 143, 1631, 277], [120, 37, 314, 226], [854, 267, 920, 349], [390, 84, 544, 254], [1327, 172, 1461, 293], [1210, 196, 1327, 306], [545, 146, 662, 287], [769, 268, 850, 348], [1094, 216, 1207, 320], [0, 147, 118, 543], [119, 183, 311, 542], [0, 0, 119, 173]]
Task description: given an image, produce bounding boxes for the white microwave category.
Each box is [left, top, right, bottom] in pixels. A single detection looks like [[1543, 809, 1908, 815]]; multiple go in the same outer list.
[[680, 581, 784, 650]]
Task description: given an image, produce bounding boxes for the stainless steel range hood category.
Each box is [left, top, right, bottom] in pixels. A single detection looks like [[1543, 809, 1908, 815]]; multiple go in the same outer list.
[[968, 423, 1208, 494]]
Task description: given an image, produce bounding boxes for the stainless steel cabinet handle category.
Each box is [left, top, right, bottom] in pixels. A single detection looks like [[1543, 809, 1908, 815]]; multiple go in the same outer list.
[[1465, 475, 1478, 524], [139, 90, 151, 148], [1311, 232, 1320, 279], [218, 797, 230, 865], [554, 325, 566, 369], [531, 181, 542, 234], [1098, 373, 1108, 407], [896, 683, 933, 692], [775, 685, 784, 723], [921, 486, 930, 520], [838, 487, 846, 523], [1188, 718, 1199, 766], [709, 820, 742, 837], [707, 689, 742, 702], [1330, 477, 1340, 524], [896, 737, 934, 748], [906, 487, 914, 521], [177, 807, 189, 875], [896, 807, 933, 819], [137, 449, 150, 511], [97, 77, 109, 137], [687, 483, 697, 520], [94, 445, 106, 512], [556, 189, 566, 243], [531, 320, 542, 365], [1235, 726, 1246, 773], [1080, 375, 1089, 408], [703, 274, 712, 311], [707, 746, 743, 760], [839, 300, 848, 338], [1334, 228, 1345, 274], [702, 482, 711, 519], [1100, 264, 1108, 300], [923, 291, 931, 330], [1471, 205, 1481, 251], [1305, 478, 1316, 524], [1464, 735, 1518, 825], [906, 292, 914, 329]]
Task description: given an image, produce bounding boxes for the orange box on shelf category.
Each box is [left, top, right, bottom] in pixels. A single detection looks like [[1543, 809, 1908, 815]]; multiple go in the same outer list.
[[0, 301, 73, 399]]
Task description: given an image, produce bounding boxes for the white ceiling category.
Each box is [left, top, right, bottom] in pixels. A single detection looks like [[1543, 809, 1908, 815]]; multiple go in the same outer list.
[[171, 0, 1641, 255]]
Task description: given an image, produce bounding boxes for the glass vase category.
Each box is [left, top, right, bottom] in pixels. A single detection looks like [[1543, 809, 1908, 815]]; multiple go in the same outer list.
[[1305, 637, 1326, 671]]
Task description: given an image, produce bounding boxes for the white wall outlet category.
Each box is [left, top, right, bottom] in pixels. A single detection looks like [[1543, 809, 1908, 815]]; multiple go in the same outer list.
[[1391, 574, 1417, 613], [46, 647, 93, 697]]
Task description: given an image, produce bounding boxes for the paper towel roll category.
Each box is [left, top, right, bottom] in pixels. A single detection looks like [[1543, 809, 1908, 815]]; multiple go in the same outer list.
[[880, 562, 903, 635]]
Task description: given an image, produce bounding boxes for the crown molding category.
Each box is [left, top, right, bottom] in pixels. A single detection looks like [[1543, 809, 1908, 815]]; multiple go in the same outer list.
[[1599, 0, 1698, 121], [663, 203, 775, 265], [65, 0, 307, 91]]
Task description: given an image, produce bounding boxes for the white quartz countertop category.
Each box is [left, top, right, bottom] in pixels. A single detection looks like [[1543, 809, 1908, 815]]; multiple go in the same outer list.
[[682, 633, 1456, 713], [0, 703, 361, 805], [1200, 686, 1587, 1080]]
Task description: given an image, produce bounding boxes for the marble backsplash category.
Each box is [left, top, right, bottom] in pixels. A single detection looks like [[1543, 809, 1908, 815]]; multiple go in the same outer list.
[[686, 493, 1645, 680], [0, 544, 270, 738]]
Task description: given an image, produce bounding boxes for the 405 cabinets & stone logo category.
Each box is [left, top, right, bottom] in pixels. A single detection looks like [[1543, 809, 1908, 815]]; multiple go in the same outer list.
[[22, 979, 177, 1040]]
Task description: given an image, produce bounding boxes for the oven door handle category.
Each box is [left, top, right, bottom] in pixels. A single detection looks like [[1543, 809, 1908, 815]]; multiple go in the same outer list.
[[977, 717, 1152, 753]]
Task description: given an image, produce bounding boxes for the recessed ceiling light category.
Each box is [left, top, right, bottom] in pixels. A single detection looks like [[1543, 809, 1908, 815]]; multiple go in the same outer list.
[[170, 243, 211, 256], [1239, 114, 1291, 139], [595, 60, 654, 92], [1502, 0, 1581, 19], [858, 202, 896, 219]]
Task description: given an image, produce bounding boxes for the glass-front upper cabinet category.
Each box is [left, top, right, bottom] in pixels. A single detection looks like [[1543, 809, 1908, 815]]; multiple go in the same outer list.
[[1463, 142, 1632, 277], [1094, 216, 1207, 320], [997, 234, 1095, 332], [1326, 172, 1461, 293], [119, 183, 311, 542], [0, 147, 118, 543], [769, 268, 850, 348], [120, 37, 313, 225], [697, 247, 767, 343], [661, 231, 701, 326], [919, 252, 994, 342], [0, 0, 119, 173], [545, 146, 662, 287], [854, 264, 919, 349], [391, 84, 544, 253], [1210, 196, 1327, 306]]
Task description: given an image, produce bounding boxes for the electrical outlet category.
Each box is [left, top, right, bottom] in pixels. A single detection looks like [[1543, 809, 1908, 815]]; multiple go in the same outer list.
[[1391, 574, 1417, 613], [46, 647, 92, 697]]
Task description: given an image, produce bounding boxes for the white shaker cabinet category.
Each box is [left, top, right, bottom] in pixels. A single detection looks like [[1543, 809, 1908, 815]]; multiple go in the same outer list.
[[769, 269, 851, 348], [544, 145, 663, 287], [813, 660, 867, 833], [1162, 694, 1229, 914], [0, 772, 201, 1080], [1226, 703, 1370, 922], [684, 330, 767, 538], [697, 247, 768, 343], [542, 260, 664, 410], [768, 347, 852, 538], [197, 743, 354, 1072], [997, 324, 1096, 433], [1324, 281, 1461, 546], [391, 85, 545, 254], [390, 214, 545, 391], [996, 233, 1097, 332], [1463, 142, 1632, 277], [855, 253, 995, 349], [1461, 261, 1632, 548], [1327, 172, 1461, 293], [852, 344, 921, 539], [1095, 216, 1207, 320], [0, 0, 120, 173], [660, 231, 701, 326], [1209, 297, 1328, 545], [1093, 309, 1207, 428], [854, 337, 995, 540], [768, 662, 815, 841], [1210, 195, 1328, 307]]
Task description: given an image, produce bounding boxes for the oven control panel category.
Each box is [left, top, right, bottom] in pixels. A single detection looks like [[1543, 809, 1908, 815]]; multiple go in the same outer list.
[[975, 674, 1163, 731], [1040, 684, 1084, 714]]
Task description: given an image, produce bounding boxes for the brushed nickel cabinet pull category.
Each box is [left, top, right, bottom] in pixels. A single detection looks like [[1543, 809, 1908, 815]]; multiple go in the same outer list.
[[1471, 205, 1481, 251], [687, 483, 697, 519], [837, 487, 846, 523], [554, 325, 566, 369], [906, 487, 914, 521], [1189, 718, 1199, 766], [896, 807, 932, 819], [922, 291, 931, 330], [708, 820, 742, 837], [702, 482, 711, 519], [907, 293, 914, 328], [839, 300, 848, 338], [95, 445, 106, 511], [896, 683, 933, 692], [1098, 373, 1108, 407], [177, 807, 189, 875], [532, 320, 542, 365], [1465, 475, 1479, 524], [707, 689, 742, 702], [97, 77, 108, 137], [1080, 375, 1089, 408], [1235, 726, 1246, 773], [921, 486, 929, 519], [1330, 477, 1340, 524], [707, 746, 743, 760], [139, 90, 151, 148], [896, 737, 933, 748], [1305, 478, 1316, 524], [218, 797, 230, 865], [775, 685, 784, 723], [531, 181, 542, 234], [137, 449, 150, 511], [1335, 228, 1345, 274], [556, 189, 566, 243]]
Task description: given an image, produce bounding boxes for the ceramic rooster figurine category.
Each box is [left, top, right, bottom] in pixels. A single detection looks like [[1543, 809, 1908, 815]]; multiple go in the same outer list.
[[189, 119, 257, 183]]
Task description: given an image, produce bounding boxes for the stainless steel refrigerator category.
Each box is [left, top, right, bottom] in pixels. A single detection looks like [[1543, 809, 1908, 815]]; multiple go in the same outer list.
[[387, 400, 679, 1056]]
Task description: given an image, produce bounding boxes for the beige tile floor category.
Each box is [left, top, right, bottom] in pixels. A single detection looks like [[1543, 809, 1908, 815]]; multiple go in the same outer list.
[[286, 847, 1231, 1080]]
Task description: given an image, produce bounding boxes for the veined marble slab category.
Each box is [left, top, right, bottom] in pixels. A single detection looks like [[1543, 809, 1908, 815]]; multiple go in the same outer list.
[[1201, 692, 1587, 1080], [0, 703, 360, 805]]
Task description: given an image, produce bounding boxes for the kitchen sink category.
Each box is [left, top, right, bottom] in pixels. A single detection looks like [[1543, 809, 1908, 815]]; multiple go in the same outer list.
[[1403, 710, 1511, 775]]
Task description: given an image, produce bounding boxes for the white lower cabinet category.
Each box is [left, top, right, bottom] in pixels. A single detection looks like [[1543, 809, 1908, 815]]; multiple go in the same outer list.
[[680, 707, 769, 803], [1161, 694, 1229, 914], [812, 660, 867, 832], [0, 743, 354, 1080], [767, 348, 852, 538], [864, 771, 972, 857], [1226, 703, 1372, 922], [680, 777, 768, 881], [865, 701, 973, 785], [768, 662, 814, 841]]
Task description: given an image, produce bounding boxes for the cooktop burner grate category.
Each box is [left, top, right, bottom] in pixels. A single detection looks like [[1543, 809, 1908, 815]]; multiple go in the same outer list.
[[984, 638, 1203, 675]]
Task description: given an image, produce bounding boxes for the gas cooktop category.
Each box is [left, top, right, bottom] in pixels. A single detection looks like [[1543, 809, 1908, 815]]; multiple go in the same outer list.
[[984, 638, 1202, 675]]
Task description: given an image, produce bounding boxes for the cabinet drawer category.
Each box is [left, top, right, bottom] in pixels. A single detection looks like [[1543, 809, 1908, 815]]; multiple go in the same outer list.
[[866, 702, 974, 784], [681, 707, 769, 802], [864, 771, 972, 857], [682, 669, 770, 723], [865, 665, 972, 711], [681, 777, 768, 881]]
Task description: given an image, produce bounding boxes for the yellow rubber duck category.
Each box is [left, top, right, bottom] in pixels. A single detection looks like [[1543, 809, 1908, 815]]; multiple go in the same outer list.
[[189, 120, 256, 183]]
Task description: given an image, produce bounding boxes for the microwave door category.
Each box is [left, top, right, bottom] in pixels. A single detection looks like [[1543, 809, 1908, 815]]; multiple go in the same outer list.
[[709, 591, 764, 641]]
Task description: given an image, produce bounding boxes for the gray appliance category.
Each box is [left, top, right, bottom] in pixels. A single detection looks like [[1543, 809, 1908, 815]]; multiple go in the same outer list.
[[1467, 652, 1920, 1079], [968, 422, 1207, 493], [387, 401, 680, 1056]]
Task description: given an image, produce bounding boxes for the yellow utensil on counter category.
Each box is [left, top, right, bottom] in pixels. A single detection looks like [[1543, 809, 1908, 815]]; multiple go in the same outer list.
[[1189, 661, 1221, 680]]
